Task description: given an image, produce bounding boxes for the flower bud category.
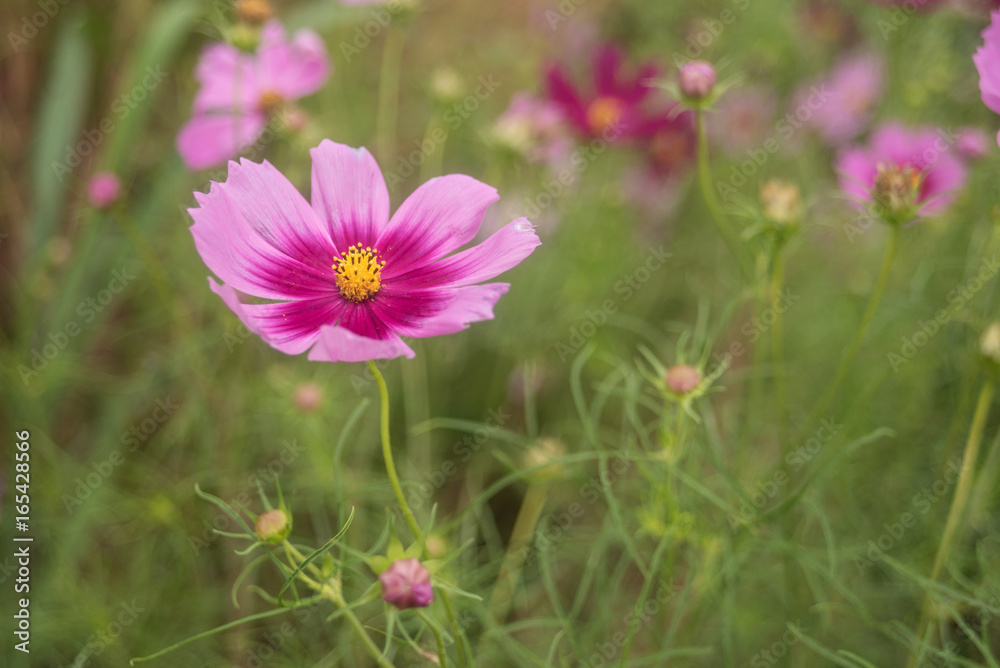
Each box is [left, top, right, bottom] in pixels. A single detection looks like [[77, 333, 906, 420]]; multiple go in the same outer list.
[[429, 66, 464, 105], [957, 127, 989, 161], [760, 179, 802, 226], [255, 509, 290, 543], [872, 162, 923, 225], [665, 365, 701, 395], [678, 61, 716, 101], [981, 322, 1000, 366], [380, 558, 433, 609], [523, 437, 566, 483], [236, 0, 272, 25], [87, 172, 121, 209], [293, 381, 323, 413]]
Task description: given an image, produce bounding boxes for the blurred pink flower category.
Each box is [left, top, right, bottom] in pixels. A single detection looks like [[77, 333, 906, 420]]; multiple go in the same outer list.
[[868, 0, 945, 8], [799, 52, 884, 146], [836, 122, 967, 218], [493, 93, 574, 167], [710, 85, 776, 155], [620, 164, 682, 225], [189, 140, 540, 363], [974, 10, 1000, 145], [87, 172, 121, 209], [380, 558, 433, 609], [545, 44, 686, 143], [957, 127, 990, 159], [177, 20, 330, 170]]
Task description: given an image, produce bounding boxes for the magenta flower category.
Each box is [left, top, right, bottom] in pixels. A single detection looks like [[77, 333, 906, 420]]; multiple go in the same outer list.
[[974, 10, 1000, 145], [545, 44, 681, 142], [177, 20, 330, 170], [799, 52, 884, 146], [189, 140, 540, 363], [836, 122, 967, 220], [87, 171, 122, 209], [380, 558, 433, 609]]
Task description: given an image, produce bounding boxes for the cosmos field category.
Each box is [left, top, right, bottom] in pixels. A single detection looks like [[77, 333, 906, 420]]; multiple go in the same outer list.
[[4, 0, 1000, 665]]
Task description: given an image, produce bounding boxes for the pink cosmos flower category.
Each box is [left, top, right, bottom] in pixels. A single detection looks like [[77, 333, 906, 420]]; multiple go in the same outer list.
[[957, 127, 990, 160], [380, 558, 433, 609], [799, 52, 884, 146], [189, 140, 540, 363], [836, 122, 967, 218], [710, 85, 776, 155], [87, 171, 122, 209], [545, 44, 684, 142], [974, 10, 1000, 145], [177, 20, 330, 170]]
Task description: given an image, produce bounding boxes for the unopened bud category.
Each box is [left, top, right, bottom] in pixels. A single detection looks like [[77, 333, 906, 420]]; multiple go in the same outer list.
[[678, 61, 716, 101], [523, 438, 566, 483], [293, 382, 323, 413], [255, 509, 290, 543], [760, 179, 802, 226], [666, 365, 701, 395], [380, 558, 433, 609], [872, 163, 923, 225], [981, 322, 1000, 366], [87, 172, 121, 209], [429, 67, 464, 105]]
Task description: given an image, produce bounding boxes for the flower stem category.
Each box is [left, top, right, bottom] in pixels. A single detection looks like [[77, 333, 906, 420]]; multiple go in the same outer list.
[[799, 224, 899, 441], [366, 360, 421, 539], [908, 379, 995, 667], [695, 109, 750, 280], [376, 25, 407, 167], [770, 243, 788, 444], [365, 360, 469, 666]]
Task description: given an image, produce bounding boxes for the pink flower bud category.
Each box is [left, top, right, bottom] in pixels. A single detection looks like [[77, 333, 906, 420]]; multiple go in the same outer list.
[[678, 61, 716, 101], [293, 382, 323, 413], [255, 509, 290, 543], [87, 172, 121, 209], [666, 365, 701, 394], [380, 558, 433, 609]]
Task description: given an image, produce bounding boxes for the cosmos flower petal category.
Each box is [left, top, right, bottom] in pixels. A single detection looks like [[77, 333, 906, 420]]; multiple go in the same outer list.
[[191, 158, 338, 300], [310, 140, 390, 251], [975, 11, 1000, 116], [308, 325, 415, 362], [545, 64, 589, 133], [835, 147, 877, 207], [393, 218, 540, 289], [393, 283, 510, 338], [177, 111, 268, 171], [593, 45, 623, 97], [192, 42, 258, 114], [257, 21, 331, 100], [376, 175, 499, 277]]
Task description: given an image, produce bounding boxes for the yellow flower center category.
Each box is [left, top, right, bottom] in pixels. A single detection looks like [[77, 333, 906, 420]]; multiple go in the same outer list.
[[334, 244, 385, 303], [586, 97, 625, 134], [258, 90, 285, 114]]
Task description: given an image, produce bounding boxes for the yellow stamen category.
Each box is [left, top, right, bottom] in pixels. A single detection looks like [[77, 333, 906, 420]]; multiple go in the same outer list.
[[586, 96, 625, 134], [258, 90, 285, 114], [333, 244, 384, 303]]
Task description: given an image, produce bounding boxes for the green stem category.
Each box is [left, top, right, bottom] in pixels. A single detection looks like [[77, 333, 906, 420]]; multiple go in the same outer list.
[[799, 224, 899, 440], [770, 244, 788, 446], [375, 25, 407, 166], [365, 360, 468, 666], [908, 380, 995, 667], [487, 484, 549, 622], [695, 109, 750, 280], [366, 360, 421, 539]]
